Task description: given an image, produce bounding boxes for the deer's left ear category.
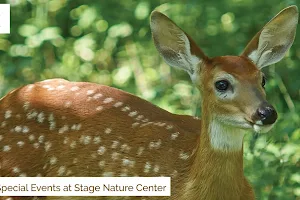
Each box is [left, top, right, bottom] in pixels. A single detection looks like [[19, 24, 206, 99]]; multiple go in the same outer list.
[[241, 6, 298, 69]]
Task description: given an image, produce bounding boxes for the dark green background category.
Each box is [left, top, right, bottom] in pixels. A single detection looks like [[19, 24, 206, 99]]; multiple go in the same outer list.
[[0, 0, 299, 199]]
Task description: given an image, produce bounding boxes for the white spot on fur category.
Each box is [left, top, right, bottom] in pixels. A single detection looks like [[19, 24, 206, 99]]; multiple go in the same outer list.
[[120, 144, 131, 153], [103, 97, 114, 104], [48, 113, 56, 130], [171, 132, 180, 140], [48, 113, 54, 121], [153, 165, 160, 173], [120, 171, 128, 177], [64, 101, 72, 108], [104, 128, 112, 134], [149, 142, 154, 149], [45, 141, 52, 151], [179, 151, 190, 160], [121, 106, 130, 112], [19, 173, 27, 177], [171, 170, 178, 178], [111, 152, 120, 160], [142, 118, 149, 123], [111, 141, 119, 149], [149, 139, 162, 149], [71, 124, 77, 130], [87, 90, 95, 95], [129, 111, 138, 117], [83, 136, 91, 145], [96, 106, 103, 111], [122, 158, 130, 166], [14, 126, 22, 133], [38, 135, 45, 143], [122, 158, 135, 168], [97, 146, 106, 155], [49, 121, 56, 130], [140, 121, 153, 128], [103, 172, 114, 177], [93, 136, 101, 144], [144, 162, 151, 173], [58, 125, 69, 134], [13, 167, 21, 174], [57, 85, 65, 90], [4, 110, 12, 119], [22, 126, 29, 133], [28, 134, 35, 141], [137, 147, 144, 156], [76, 123, 82, 130], [98, 161, 105, 168], [27, 110, 38, 120], [63, 137, 69, 144], [43, 84, 55, 91], [114, 102, 123, 107], [17, 141, 25, 147], [1, 121, 6, 127], [57, 166, 66, 176], [132, 122, 140, 128], [79, 135, 91, 145], [93, 93, 103, 99], [87, 96, 92, 101], [26, 84, 34, 90], [89, 153, 96, 159], [50, 157, 57, 165], [3, 145, 11, 152], [158, 122, 166, 127], [70, 86, 80, 91], [42, 85, 51, 89], [73, 158, 78, 164], [136, 115, 144, 120], [66, 170, 72, 176], [70, 141, 76, 149], [23, 102, 30, 111], [33, 142, 40, 148], [71, 123, 81, 131]]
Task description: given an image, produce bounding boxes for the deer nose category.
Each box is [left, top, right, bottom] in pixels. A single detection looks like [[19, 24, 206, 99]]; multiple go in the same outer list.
[[256, 102, 277, 125]]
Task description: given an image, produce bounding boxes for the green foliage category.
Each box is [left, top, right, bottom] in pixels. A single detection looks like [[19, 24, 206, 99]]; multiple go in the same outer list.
[[1, 0, 299, 199]]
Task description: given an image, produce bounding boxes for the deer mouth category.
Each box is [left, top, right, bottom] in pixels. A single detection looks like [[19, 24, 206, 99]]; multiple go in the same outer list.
[[252, 123, 274, 133], [215, 116, 275, 134], [245, 119, 275, 133]]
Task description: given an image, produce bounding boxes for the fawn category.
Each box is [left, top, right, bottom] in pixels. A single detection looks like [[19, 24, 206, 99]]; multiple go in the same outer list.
[[0, 5, 298, 200]]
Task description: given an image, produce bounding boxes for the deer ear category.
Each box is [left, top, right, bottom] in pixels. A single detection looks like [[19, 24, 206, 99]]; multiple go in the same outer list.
[[150, 11, 208, 82], [242, 6, 298, 69]]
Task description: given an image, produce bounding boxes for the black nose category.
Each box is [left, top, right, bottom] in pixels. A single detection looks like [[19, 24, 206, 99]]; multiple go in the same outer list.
[[256, 102, 277, 125]]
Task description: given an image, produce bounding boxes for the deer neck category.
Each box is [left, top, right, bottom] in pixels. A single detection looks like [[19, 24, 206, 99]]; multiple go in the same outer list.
[[184, 105, 247, 199]]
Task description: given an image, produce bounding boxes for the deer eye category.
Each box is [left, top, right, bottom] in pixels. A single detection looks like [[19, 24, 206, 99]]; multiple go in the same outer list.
[[215, 80, 230, 92], [262, 76, 266, 88]]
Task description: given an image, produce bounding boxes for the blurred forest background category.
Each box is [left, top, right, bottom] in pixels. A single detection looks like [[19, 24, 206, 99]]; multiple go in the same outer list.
[[0, 0, 299, 199]]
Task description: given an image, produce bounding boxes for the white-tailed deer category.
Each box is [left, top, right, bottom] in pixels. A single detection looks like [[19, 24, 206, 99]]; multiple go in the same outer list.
[[0, 5, 298, 200]]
